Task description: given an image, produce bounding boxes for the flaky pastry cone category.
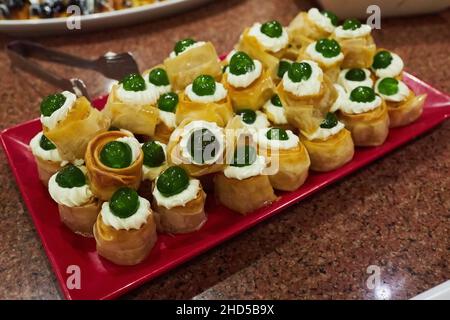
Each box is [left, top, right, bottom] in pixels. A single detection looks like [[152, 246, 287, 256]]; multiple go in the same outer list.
[[94, 211, 157, 266], [301, 129, 354, 172], [85, 131, 143, 200], [339, 101, 390, 147], [58, 199, 101, 237], [387, 92, 426, 128], [164, 42, 222, 91], [288, 12, 331, 50], [214, 174, 277, 215], [44, 96, 110, 162], [34, 156, 61, 187], [104, 85, 160, 137], [331, 34, 376, 69]]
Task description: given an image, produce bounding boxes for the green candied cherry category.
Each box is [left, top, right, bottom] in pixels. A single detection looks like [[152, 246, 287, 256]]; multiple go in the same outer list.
[[229, 51, 255, 76], [237, 109, 257, 125], [320, 112, 338, 129], [55, 165, 86, 188], [231, 145, 257, 168], [109, 187, 140, 219], [174, 38, 196, 56], [266, 128, 289, 141], [342, 18, 361, 31], [271, 94, 283, 107], [315, 38, 341, 58], [121, 73, 146, 92], [378, 77, 399, 96], [288, 62, 312, 82], [350, 86, 376, 103], [192, 75, 216, 96], [156, 166, 190, 197], [277, 60, 292, 78], [157, 92, 179, 113], [188, 128, 220, 164], [261, 20, 283, 38], [100, 141, 132, 169], [148, 68, 170, 87], [39, 134, 56, 151], [372, 50, 393, 70], [322, 10, 339, 27], [345, 68, 366, 81], [142, 141, 165, 168], [40, 93, 66, 117]]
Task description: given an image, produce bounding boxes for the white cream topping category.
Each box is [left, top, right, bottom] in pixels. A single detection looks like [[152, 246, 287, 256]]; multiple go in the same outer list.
[[224, 155, 266, 180], [330, 84, 347, 112], [143, 71, 172, 96], [334, 24, 372, 39], [101, 196, 150, 231], [375, 78, 410, 102], [40, 91, 77, 130], [169, 41, 206, 58], [258, 128, 299, 150], [341, 94, 382, 114], [248, 22, 289, 53], [306, 41, 344, 67], [282, 60, 323, 97], [159, 110, 177, 129], [48, 166, 93, 207], [307, 8, 336, 33], [338, 68, 373, 92], [152, 178, 201, 209], [185, 82, 228, 104], [29, 131, 62, 163], [116, 82, 159, 106], [240, 111, 270, 129], [373, 52, 404, 78], [115, 136, 141, 164], [263, 99, 288, 125], [303, 121, 345, 141], [226, 59, 263, 88]]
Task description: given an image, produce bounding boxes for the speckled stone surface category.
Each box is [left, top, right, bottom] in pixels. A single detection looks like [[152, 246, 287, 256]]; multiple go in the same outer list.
[[0, 0, 449, 300]]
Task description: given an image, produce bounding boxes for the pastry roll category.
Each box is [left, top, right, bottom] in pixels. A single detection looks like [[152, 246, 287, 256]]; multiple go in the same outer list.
[[40, 91, 110, 162], [176, 75, 233, 127], [222, 51, 275, 111], [371, 49, 404, 79], [29, 131, 64, 186], [152, 166, 207, 233], [104, 73, 160, 137], [262, 94, 292, 130], [375, 77, 425, 128], [257, 128, 310, 191], [237, 20, 290, 80], [167, 120, 226, 177], [85, 130, 143, 200], [300, 113, 354, 172], [94, 188, 157, 266], [338, 68, 374, 92], [48, 165, 99, 237], [164, 39, 222, 91], [214, 145, 277, 215], [338, 86, 390, 146], [331, 19, 376, 69], [154, 92, 179, 144]]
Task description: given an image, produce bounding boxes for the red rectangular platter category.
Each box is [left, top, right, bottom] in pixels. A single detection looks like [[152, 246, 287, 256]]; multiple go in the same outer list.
[[1, 72, 449, 300]]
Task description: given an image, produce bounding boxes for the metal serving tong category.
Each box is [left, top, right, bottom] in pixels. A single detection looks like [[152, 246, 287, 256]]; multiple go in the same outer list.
[[6, 40, 140, 100]]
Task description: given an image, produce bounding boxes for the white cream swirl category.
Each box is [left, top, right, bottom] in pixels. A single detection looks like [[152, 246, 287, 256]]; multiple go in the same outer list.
[[48, 166, 93, 207], [101, 196, 150, 231], [29, 131, 62, 163], [341, 94, 382, 114], [258, 128, 299, 150], [116, 82, 159, 106], [185, 82, 228, 104], [334, 24, 372, 39], [375, 78, 410, 102], [373, 52, 404, 78], [303, 121, 345, 141], [115, 136, 141, 165], [305, 41, 344, 67], [224, 155, 266, 180], [152, 178, 201, 209], [169, 41, 206, 58], [338, 68, 373, 93], [282, 60, 323, 97], [240, 111, 270, 129], [40, 91, 77, 130], [263, 99, 288, 125], [159, 110, 177, 129], [248, 22, 289, 53], [307, 8, 336, 33], [226, 59, 262, 88]]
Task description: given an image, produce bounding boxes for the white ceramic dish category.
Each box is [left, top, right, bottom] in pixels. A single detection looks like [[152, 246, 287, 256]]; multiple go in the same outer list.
[[0, 0, 214, 36]]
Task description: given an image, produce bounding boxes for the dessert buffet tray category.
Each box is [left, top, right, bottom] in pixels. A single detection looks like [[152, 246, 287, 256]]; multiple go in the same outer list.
[[1, 73, 450, 300]]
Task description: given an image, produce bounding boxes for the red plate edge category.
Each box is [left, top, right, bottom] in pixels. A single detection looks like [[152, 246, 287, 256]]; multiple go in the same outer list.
[[1, 72, 450, 300]]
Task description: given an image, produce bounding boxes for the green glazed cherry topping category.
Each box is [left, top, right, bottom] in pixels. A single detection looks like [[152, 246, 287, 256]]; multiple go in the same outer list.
[[322, 10, 339, 26], [277, 60, 291, 78], [148, 68, 170, 86], [121, 73, 146, 92], [157, 92, 178, 113], [315, 39, 341, 58], [342, 18, 361, 31], [229, 51, 255, 76], [55, 165, 86, 188], [266, 128, 289, 141], [157, 166, 190, 197], [142, 141, 165, 168], [230, 145, 257, 168], [174, 38, 196, 56], [345, 68, 366, 81], [100, 141, 132, 169], [288, 62, 312, 82], [372, 50, 393, 69], [192, 75, 216, 96], [350, 86, 376, 103], [188, 128, 220, 164], [378, 77, 399, 96], [260, 20, 283, 38], [40, 93, 66, 117], [320, 112, 338, 129], [109, 187, 140, 219], [237, 109, 257, 124], [39, 134, 56, 151], [271, 94, 282, 107]]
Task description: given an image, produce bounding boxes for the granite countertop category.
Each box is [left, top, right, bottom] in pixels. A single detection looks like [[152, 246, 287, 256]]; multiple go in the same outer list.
[[0, 0, 449, 300]]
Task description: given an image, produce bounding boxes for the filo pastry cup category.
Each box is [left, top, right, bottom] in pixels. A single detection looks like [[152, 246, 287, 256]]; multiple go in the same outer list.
[[288, 11, 334, 51], [387, 91, 426, 128], [59, 199, 101, 237], [331, 31, 376, 69]]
